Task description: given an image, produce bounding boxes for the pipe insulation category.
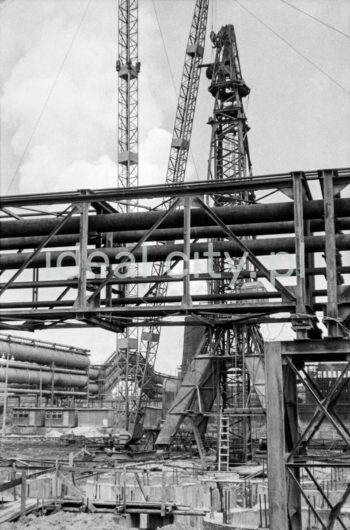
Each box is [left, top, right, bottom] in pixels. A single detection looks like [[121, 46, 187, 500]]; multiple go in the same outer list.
[[1, 198, 349, 239]]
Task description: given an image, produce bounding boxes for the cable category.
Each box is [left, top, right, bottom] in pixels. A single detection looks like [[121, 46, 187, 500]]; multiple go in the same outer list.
[[233, 0, 350, 98], [151, 0, 200, 180], [6, 0, 93, 194], [151, 0, 177, 96], [278, 0, 350, 40]]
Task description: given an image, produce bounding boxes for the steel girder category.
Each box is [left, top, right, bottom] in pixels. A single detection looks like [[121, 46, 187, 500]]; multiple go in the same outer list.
[[265, 339, 350, 530]]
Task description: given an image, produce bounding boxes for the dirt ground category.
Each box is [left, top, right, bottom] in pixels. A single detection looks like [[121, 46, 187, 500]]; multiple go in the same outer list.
[[1, 512, 189, 530], [1, 512, 130, 530]]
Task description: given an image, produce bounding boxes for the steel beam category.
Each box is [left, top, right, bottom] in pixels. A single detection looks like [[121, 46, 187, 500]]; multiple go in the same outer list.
[[0, 206, 77, 296], [1, 268, 349, 290], [2, 233, 350, 270], [195, 196, 296, 302], [264, 341, 288, 530], [1, 197, 349, 239], [2, 217, 350, 250], [322, 169, 342, 336], [1, 167, 349, 207]]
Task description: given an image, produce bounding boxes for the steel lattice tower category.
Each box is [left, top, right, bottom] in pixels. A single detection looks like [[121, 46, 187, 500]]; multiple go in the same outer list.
[[114, 0, 140, 432], [207, 25, 264, 463], [134, 0, 209, 436]]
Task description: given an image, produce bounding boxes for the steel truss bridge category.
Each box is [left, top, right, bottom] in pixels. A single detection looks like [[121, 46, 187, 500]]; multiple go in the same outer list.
[[0, 168, 349, 331]]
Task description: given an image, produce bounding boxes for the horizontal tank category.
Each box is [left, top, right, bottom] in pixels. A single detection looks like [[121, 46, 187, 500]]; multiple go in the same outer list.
[[0, 363, 97, 392], [0, 334, 90, 370], [89, 366, 101, 380]]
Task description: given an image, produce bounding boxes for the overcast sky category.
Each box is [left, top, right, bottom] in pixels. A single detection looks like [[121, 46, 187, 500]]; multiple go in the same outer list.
[[1, 0, 349, 372]]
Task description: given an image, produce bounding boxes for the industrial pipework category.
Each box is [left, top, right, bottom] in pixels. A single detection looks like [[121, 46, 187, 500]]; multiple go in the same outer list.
[[0, 334, 90, 370]]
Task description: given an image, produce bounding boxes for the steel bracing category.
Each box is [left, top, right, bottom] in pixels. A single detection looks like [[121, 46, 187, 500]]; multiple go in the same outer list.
[[207, 24, 263, 462], [156, 24, 264, 461], [133, 0, 209, 438], [117, 0, 139, 198], [113, 0, 140, 431], [265, 339, 350, 530], [0, 175, 349, 324]]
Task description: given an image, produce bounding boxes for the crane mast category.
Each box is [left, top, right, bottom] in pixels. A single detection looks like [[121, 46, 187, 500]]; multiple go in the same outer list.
[[166, 0, 209, 184], [133, 0, 209, 437], [117, 0, 139, 201], [156, 24, 264, 464], [110, 0, 209, 438], [114, 0, 140, 432], [207, 25, 264, 463]]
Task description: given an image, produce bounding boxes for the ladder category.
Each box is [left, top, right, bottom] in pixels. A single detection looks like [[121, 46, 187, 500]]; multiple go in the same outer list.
[[218, 414, 230, 471]]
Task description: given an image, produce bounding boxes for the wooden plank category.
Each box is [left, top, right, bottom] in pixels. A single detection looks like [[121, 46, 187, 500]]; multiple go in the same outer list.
[[265, 341, 288, 530], [134, 472, 149, 502], [161, 467, 166, 517], [58, 471, 96, 513]]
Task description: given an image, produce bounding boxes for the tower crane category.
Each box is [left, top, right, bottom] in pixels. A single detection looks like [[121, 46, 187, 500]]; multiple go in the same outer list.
[[135, 0, 209, 439], [109, 0, 209, 438], [207, 24, 264, 463], [106, 0, 141, 433], [156, 24, 265, 465]]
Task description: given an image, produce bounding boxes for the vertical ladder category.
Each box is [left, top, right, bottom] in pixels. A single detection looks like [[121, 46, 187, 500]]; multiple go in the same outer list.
[[218, 414, 230, 471]]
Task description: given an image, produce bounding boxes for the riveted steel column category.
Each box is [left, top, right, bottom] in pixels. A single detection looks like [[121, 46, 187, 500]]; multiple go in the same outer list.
[[322, 170, 341, 336], [265, 341, 288, 530]]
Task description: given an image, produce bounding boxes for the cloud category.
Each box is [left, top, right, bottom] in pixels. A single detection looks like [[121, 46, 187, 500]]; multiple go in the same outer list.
[[1, 0, 178, 196]]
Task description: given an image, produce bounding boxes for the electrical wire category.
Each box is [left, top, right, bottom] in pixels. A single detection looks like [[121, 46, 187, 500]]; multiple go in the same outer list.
[[233, 0, 350, 98], [151, 0, 177, 96], [6, 0, 93, 194], [278, 0, 350, 40]]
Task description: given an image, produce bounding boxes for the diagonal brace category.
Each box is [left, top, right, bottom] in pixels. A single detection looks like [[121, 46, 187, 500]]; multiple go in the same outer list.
[[286, 467, 327, 530], [0, 206, 78, 297], [304, 466, 348, 530], [194, 197, 296, 302], [301, 368, 350, 441], [286, 358, 350, 460], [88, 197, 181, 302]]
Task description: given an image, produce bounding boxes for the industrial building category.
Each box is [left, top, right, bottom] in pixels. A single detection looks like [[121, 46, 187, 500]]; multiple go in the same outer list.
[[0, 1, 349, 529]]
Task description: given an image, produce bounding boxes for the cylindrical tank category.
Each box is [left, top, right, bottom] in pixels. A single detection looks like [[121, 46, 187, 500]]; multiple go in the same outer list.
[[0, 334, 90, 370], [0, 365, 90, 388], [89, 366, 101, 380]]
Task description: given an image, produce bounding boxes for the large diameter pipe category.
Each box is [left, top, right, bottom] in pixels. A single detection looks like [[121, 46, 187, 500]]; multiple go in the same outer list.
[[2, 387, 95, 396], [2, 359, 87, 376], [2, 217, 350, 251], [1, 234, 350, 270], [1, 198, 349, 239], [0, 335, 90, 369], [0, 365, 93, 389]]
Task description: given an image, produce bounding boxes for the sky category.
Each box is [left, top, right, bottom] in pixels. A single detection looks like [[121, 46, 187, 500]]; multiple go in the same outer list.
[[0, 0, 349, 372]]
